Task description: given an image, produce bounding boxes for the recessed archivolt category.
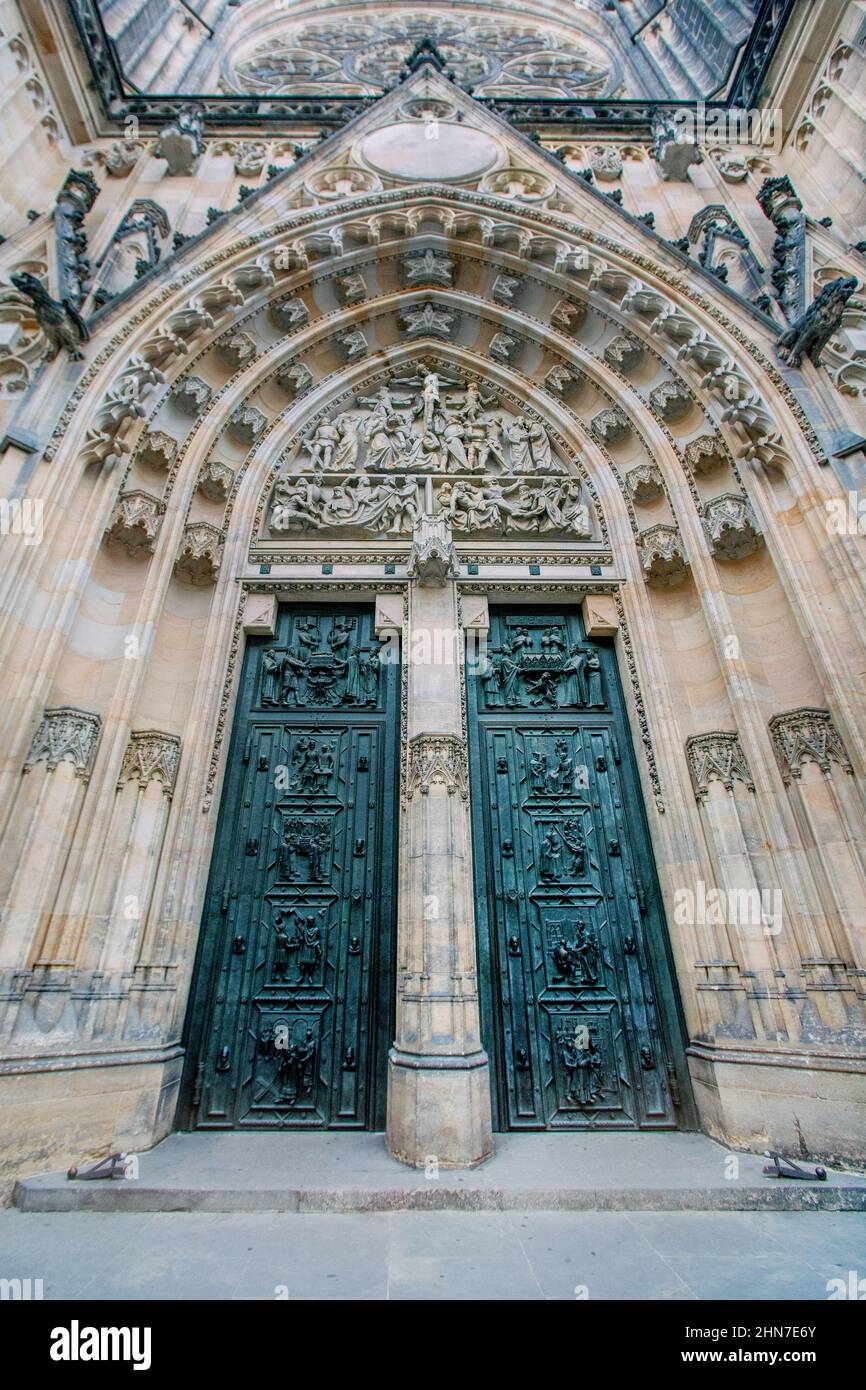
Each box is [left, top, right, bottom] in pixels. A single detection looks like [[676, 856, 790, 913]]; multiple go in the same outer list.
[[106, 275, 754, 567]]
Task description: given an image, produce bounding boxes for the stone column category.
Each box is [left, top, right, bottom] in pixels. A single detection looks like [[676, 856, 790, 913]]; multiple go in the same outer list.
[[386, 574, 493, 1168]]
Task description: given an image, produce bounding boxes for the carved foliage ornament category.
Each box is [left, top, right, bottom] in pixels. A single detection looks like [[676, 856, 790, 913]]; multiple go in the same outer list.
[[24, 707, 102, 780], [686, 732, 755, 800], [769, 709, 853, 784], [405, 734, 469, 801]]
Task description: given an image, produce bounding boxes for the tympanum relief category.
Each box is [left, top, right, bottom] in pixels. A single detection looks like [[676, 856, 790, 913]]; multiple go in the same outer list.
[[266, 367, 594, 540]]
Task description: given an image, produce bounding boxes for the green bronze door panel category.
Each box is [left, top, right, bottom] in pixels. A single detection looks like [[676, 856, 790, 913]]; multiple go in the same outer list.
[[468, 607, 693, 1131], [182, 604, 399, 1130]]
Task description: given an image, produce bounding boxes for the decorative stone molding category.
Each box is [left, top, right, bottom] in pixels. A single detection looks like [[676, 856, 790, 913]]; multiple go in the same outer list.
[[23, 707, 102, 780], [276, 361, 313, 395], [649, 379, 692, 422], [756, 174, 806, 322], [170, 375, 212, 417], [406, 514, 459, 585], [337, 327, 368, 360], [403, 250, 453, 286], [588, 144, 623, 180], [398, 302, 457, 340], [104, 491, 164, 557], [638, 524, 689, 588], [492, 273, 523, 305], [104, 140, 144, 177], [405, 734, 469, 801], [769, 709, 854, 784], [232, 140, 267, 177], [197, 458, 234, 503], [156, 104, 204, 175], [686, 731, 755, 800], [604, 335, 643, 373], [551, 299, 585, 332], [545, 364, 577, 395], [684, 434, 726, 476], [118, 731, 181, 795], [174, 523, 223, 586], [489, 330, 519, 362], [270, 296, 309, 331], [217, 330, 258, 369], [626, 463, 664, 504], [137, 430, 177, 471], [702, 494, 763, 559], [336, 273, 367, 304], [227, 403, 267, 445], [591, 405, 629, 444]]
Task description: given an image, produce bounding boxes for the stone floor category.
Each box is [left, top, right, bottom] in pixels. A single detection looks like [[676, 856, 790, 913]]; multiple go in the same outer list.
[[1, 1207, 865, 1299], [15, 1130, 866, 1213]]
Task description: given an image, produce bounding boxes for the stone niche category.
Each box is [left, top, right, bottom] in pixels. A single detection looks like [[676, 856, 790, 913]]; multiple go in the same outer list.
[[263, 365, 596, 543]]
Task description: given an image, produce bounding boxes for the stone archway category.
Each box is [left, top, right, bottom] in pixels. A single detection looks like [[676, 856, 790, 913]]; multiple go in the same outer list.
[[2, 104, 864, 1172]]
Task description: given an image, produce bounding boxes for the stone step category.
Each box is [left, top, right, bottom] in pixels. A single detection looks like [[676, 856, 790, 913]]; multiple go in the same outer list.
[[13, 1130, 866, 1214]]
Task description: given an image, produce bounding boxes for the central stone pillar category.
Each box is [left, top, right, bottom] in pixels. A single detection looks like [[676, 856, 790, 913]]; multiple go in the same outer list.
[[386, 574, 493, 1168]]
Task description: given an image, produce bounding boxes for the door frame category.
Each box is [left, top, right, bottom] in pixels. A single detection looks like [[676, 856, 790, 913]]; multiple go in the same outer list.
[[467, 602, 697, 1132], [178, 600, 401, 1131]]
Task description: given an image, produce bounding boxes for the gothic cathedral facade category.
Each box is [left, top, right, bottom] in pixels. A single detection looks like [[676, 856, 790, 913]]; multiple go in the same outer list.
[[0, 0, 865, 1183]]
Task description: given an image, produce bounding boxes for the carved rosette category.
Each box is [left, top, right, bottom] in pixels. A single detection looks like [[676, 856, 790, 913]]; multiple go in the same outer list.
[[638, 524, 689, 588], [104, 491, 164, 557], [24, 706, 102, 780], [686, 731, 755, 800], [403, 250, 453, 287], [406, 735, 470, 801], [769, 709, 854, 784], [626, 463, 664, 504], [398, 302, 457, 340], [118, 730, 181, 795], [702, 494, 763, 560], [591, 406, 630, 444], [649, 380, 692, 422], [174, 522, 223, 586]]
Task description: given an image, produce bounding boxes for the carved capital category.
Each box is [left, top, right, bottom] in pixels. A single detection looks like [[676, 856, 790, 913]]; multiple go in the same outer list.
[[24, 706, 101, 780], [638, 524, 689, 588], [591, 405, 629, 444], [769, 708, 854, 784], [686, 731, 755, 800], [138, 429, 177, 471], [625, 463, 663, 504], [104, 490, 164, 557], [197, 458, 234, 503], [227, 403, 267, 445], [170, 375, 212, 417], [702, 494, 762, 559], [649, 379, 693, 422], [683, 433, 726, 476], [406, 735, 469, 801], [174, 522, 223, 586], [118, 730, 181, 794]]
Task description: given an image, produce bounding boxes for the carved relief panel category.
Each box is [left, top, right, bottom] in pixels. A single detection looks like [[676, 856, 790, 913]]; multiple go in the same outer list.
[[263, 363, 595, 542], [183, 605, 400, 1130], [468, 608, 688, 1130]]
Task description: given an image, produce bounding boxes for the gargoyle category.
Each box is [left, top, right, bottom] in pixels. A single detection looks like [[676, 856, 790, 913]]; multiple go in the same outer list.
[[10, 272, 89, 361], [776, 275, 858, 368]]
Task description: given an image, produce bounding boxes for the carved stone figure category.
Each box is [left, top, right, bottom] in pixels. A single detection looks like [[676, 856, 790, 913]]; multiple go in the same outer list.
[[10, 273, 89, 361], [776, 276, 858, 367]]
